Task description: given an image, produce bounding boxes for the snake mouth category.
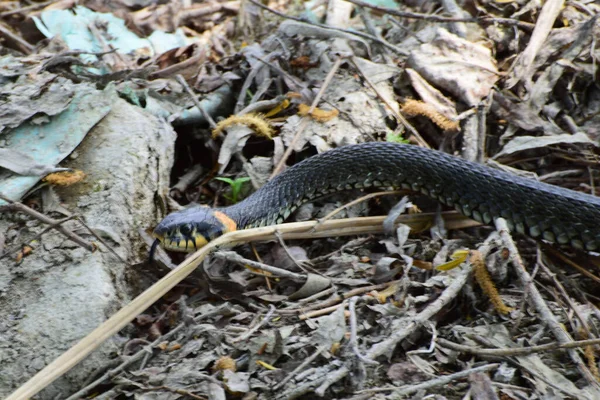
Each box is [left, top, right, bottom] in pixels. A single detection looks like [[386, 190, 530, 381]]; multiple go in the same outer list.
[[152, 232, 208, 253]]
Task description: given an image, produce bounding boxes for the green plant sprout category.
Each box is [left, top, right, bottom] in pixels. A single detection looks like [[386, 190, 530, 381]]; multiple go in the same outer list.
[[215, 176, 251, 204], [386, 132, 410, 144]]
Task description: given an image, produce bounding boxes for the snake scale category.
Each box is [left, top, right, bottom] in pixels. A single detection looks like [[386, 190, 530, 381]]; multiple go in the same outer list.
[[153, 142, 600, 252]]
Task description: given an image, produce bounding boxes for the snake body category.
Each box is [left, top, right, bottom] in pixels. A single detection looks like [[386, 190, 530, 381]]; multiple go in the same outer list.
[[153, 142, 600, 252]]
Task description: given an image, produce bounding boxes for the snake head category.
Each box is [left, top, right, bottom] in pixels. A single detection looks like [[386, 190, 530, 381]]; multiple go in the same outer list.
[[153, 206, 237, 252]]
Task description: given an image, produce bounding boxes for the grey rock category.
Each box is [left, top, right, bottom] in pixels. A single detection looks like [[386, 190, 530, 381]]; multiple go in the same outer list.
[[0, 97, 175, 398]]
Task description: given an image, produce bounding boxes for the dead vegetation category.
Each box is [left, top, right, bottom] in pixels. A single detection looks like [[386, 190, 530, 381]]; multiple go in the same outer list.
[[2, 0, 600, 399]]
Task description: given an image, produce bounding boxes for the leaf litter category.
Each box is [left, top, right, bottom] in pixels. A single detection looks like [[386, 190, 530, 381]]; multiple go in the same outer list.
[[2, 0, 600, 399]]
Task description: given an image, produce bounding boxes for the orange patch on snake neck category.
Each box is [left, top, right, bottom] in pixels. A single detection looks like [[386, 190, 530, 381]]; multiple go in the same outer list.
[[213, 211, 237, 232]]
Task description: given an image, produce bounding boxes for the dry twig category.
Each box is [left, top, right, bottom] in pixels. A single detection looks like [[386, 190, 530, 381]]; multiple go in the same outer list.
[[214, 250, 306, 282], [233, 305, 277, 343], [271, 56, 344, 177], [356, 363, 500, 395], [0, 194, 95, 255], [495, 218, 600, 390], [350, 56, 429, 148], [247, 0, 406, 55], [437, 337, 600, 357]]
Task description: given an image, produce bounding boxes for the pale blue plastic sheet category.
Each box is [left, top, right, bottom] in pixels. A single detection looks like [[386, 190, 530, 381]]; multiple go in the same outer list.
[[33, 6, 191, 67], [0, 86, 115, 206]]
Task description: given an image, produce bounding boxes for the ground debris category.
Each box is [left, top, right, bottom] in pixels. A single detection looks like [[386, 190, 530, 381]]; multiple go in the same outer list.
[[2, 0, 600, 399]]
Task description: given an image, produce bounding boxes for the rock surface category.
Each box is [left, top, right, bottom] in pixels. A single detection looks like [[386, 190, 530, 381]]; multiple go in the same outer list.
[[0, 96, 175, 398]]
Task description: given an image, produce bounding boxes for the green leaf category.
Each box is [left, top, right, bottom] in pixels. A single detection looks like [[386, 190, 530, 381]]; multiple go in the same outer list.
[[386, 132, 410, 144], [215, 177, 234, 185], [215, 176, 251, 203]]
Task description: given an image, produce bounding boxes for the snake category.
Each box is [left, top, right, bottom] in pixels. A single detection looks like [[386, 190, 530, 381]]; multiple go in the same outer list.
[[153, 142, 600, 252]]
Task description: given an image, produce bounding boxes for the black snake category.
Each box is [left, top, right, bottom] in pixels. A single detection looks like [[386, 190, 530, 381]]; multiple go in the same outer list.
[[153, 142, 600, 252]]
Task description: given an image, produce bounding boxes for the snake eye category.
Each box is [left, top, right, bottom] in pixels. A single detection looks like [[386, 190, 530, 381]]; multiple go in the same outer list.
[[179, 224, 193, 237]]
